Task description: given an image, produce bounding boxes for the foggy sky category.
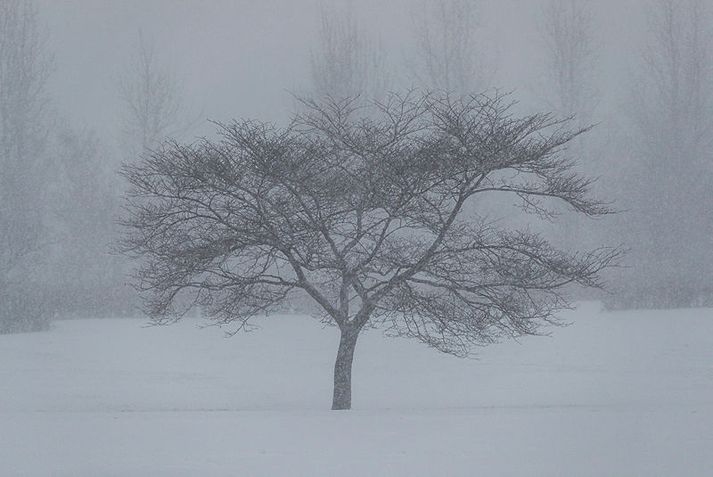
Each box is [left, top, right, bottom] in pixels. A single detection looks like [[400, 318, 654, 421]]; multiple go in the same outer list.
[[38, 0, 649, 142]]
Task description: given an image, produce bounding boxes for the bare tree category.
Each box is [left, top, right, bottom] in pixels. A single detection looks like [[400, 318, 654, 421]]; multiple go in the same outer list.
[[539, 0, 598, 124], [0, 0, 52, 333], [46, 126, 131, 317], [114, 32, 190, 315], [121, 91, 619, 410], [409, 0, 489, 94], [633, 0, 712, 161], [309, 3, 388, 99], [624, 0, 713, 306], [119, 31, 186, 161], [537, 0, 599, 250]]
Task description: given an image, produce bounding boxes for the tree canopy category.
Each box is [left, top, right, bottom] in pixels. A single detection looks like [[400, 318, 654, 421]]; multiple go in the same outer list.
[[121, 91, 619, 409]]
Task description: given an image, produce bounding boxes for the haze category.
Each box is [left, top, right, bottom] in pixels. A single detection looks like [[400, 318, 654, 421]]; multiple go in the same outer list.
[[2, 1, 712, 475]]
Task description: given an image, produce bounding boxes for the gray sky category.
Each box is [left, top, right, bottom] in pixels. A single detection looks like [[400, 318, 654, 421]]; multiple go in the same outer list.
[[37, 0, 649, 140]]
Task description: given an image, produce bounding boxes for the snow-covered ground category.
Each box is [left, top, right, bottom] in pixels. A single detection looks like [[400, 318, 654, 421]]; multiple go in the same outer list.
[[1, 302, 712, 476]]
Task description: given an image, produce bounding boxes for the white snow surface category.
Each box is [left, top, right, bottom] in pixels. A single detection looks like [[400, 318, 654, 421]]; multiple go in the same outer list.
[[1, 302, 712, 476]]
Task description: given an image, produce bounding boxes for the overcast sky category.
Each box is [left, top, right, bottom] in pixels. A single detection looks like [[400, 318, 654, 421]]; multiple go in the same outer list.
[[37, 0, 649, 142]]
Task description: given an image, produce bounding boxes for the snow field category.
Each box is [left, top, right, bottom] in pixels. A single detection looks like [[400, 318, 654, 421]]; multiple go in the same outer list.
[[1, 303, 712, 476]]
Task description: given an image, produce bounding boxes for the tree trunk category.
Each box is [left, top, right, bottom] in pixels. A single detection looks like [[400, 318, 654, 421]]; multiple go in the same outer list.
[[331, 326, 359, 410]]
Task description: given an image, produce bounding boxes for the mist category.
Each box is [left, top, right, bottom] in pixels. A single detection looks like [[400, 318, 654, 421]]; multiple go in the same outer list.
[[20, 0, 708, 312], [2, 0, 712, 475]]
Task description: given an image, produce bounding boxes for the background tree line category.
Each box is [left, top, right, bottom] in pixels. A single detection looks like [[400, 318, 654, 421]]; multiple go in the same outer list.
[[1, 0, 711, 333]]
